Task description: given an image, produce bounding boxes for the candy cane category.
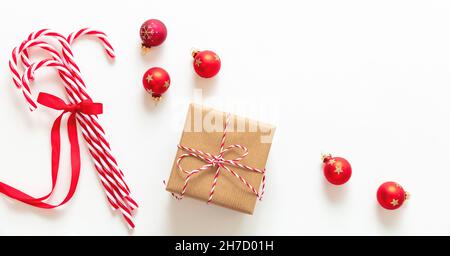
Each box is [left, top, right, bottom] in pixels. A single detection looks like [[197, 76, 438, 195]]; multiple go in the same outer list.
[[23, 56, 136, 229], [60, 30, 137, 207], [15, 38, 137, 212], [21, 57, 136, 228], [30, 29, 134, 198], [9, 29, 137, 228], [16, 41, 130, 201]]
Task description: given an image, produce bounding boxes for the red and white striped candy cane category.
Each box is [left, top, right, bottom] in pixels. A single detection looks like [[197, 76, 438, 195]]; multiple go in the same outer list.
[[15, 39, 137, 228], [22, 60, 132, 210], [18, 31, 138, 209], [57, 29, 133, 198], [26, 46, 136, 226], [15, 37, 135, 220], [22, 60, 136, 227], [15, 39, 135, 213], [8, 29, 137, 229]]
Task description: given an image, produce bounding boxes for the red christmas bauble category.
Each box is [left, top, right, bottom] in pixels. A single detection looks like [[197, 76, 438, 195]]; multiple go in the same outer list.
[[322, 154, 352, 185], [142, 67, 171, 100], [140, 19, 167, 49], [192, 50, 221, 78], [377, 181, 408, 210]]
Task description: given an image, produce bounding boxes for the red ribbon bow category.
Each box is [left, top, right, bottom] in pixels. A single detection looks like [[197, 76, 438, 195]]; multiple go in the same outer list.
[[173, 114, 266, 204], [0, 92, 102, 208]]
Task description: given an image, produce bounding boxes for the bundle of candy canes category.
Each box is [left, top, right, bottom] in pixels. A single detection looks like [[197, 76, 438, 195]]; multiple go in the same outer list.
[[3, 28, 137, 229]]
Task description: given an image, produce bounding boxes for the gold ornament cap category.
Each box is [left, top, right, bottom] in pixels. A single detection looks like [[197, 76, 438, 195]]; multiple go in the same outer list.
[[152, 95, 162, 101], [405, 191, 410, 201], [142, 43, 151, 53], [191, 49, 199, 58], [321, 153, 332, 163]]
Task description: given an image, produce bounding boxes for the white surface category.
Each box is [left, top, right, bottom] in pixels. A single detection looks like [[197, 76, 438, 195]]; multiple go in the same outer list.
[[0, 0, 449, 236]]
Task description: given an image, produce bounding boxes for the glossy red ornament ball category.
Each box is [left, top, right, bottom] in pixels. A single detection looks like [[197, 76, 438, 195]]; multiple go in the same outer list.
[[192, 50, 221, 78], [140, 19, 167, 49], [377, 182, 408, 210], [142, 67, 170, 100], [322, 154, 352, 185]]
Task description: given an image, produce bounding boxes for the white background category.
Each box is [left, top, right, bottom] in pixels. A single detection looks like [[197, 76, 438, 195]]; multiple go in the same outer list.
[[0, 0, 449, 236]]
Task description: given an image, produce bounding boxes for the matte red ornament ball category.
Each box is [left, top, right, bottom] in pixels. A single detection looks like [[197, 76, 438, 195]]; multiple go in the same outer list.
[[142, 67, 171, 100], [192, 50, 221, 78], [322, 154, 352, 185], [377, 182, 408, 210], [140, 19, 167, 49]]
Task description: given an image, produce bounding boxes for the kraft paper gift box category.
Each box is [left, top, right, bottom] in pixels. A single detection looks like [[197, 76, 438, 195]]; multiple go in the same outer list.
[[165, 103, 276, 214]]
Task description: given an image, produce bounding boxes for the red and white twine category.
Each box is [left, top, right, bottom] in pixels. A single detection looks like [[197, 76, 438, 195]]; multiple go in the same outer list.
[[173, 114, 266, 204], [8, 28, 137, 229]]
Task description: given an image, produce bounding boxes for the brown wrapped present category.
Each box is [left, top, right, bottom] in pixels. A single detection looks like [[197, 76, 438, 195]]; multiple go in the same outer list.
[[165, 103, 276, 214]]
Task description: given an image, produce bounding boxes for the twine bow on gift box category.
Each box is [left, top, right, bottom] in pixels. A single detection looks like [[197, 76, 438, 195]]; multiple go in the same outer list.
[[173, 114, 267, 204]]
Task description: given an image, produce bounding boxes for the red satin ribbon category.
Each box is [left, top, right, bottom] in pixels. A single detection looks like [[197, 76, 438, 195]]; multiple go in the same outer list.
[[0, 92, 102, 208]]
